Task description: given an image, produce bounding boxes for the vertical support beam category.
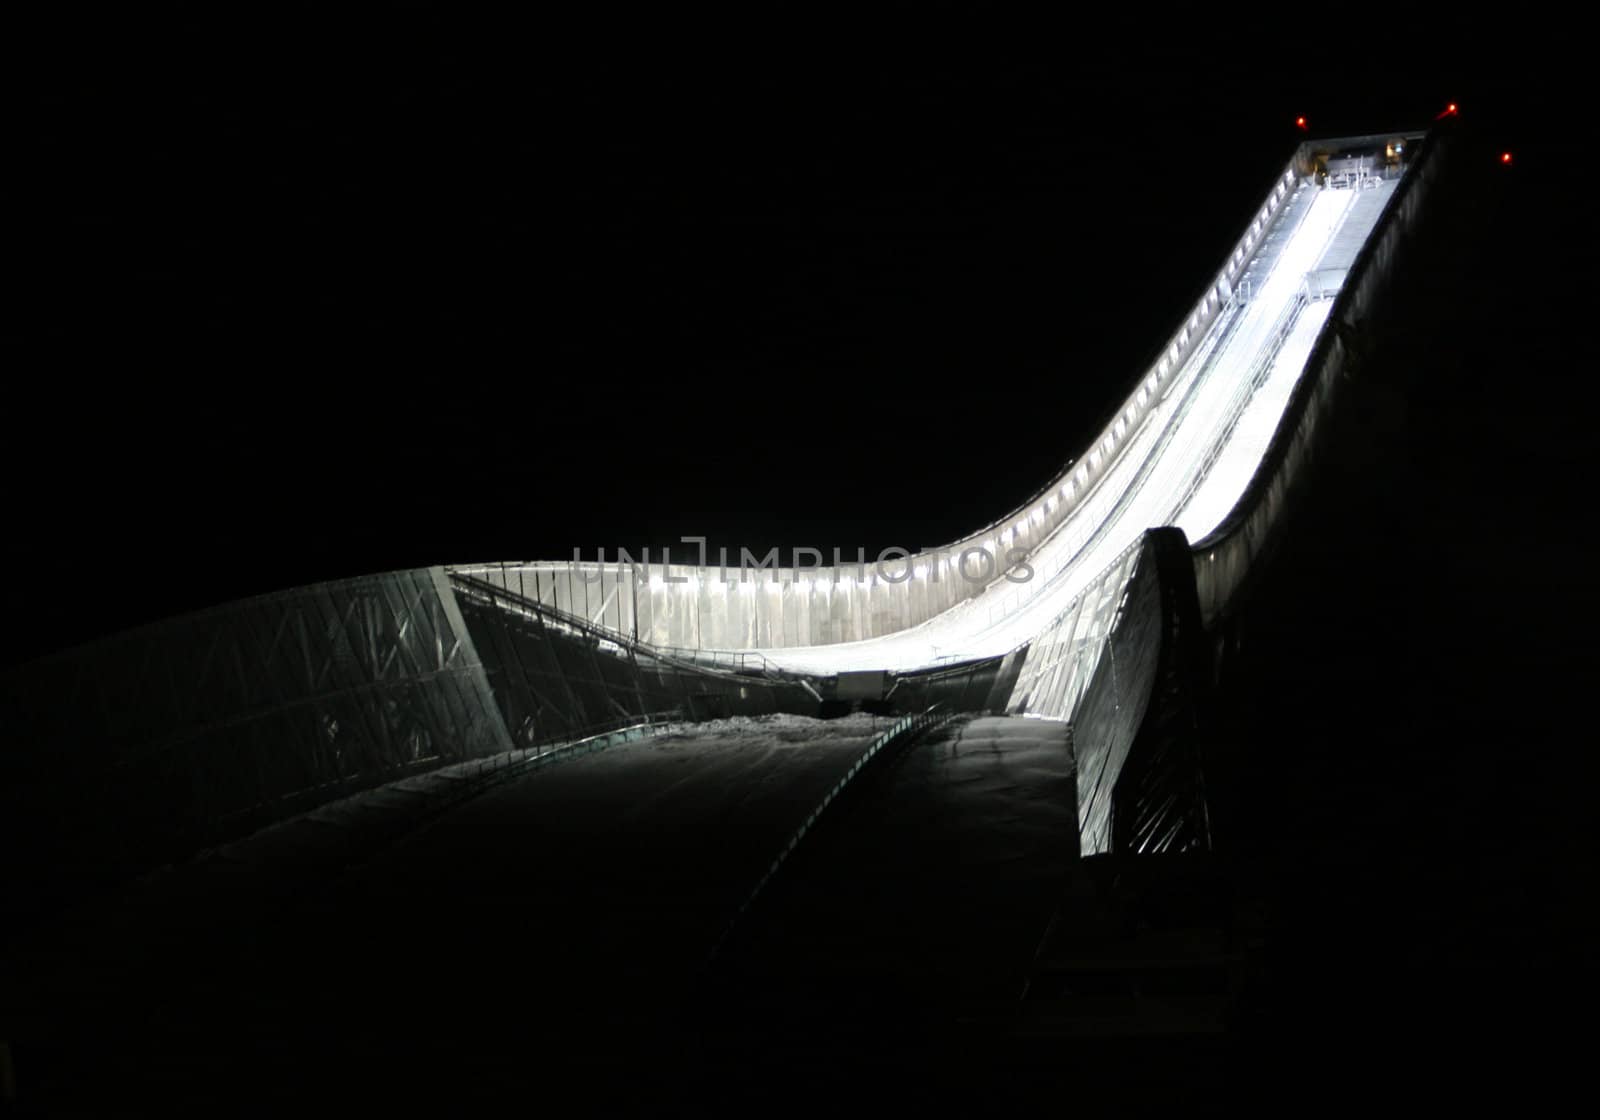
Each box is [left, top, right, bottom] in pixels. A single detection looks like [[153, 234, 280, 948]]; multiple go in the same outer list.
[[429, 566, 515, 755]]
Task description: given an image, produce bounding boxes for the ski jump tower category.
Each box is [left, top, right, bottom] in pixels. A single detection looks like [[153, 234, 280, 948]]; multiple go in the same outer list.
[[0, 126, 1453, 892]]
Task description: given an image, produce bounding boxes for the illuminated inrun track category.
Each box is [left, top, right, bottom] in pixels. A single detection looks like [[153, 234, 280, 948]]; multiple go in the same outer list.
[[453, 133, 1423, 726], [754, 182, 1375, 676]]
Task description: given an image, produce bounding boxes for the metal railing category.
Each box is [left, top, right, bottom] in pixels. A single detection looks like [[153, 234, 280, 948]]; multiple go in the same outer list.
[[385, 712, 680, 794], [450, 572, 786, 682], [1169, 291, 1312, 520]]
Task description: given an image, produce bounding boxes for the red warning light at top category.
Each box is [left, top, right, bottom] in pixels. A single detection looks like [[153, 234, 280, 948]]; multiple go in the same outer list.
[[1295, 116, 1308, 130], [1436, 102, 1460, 119], [1501, 152, 1513, 165]]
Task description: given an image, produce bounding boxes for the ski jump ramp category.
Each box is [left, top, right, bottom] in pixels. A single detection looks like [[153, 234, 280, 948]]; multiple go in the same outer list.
[[455, 127, 1441, 725], [0, 127, 1453, 878]]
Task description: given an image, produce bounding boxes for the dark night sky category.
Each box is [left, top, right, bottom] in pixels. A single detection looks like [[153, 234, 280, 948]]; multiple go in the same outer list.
[[11, 13, 1573, 662]]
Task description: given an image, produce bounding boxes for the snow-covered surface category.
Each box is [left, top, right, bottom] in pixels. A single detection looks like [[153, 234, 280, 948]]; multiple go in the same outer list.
[[719, 715, 1079, 1000], [743, 182, 1390, 675], [1174, 296, 1335, 542], [1, 713, 887, 1035], [2, 713, 1095, 1095]]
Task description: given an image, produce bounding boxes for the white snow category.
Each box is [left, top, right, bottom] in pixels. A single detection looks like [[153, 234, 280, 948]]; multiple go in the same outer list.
[[742, 182, 1381, 675]]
